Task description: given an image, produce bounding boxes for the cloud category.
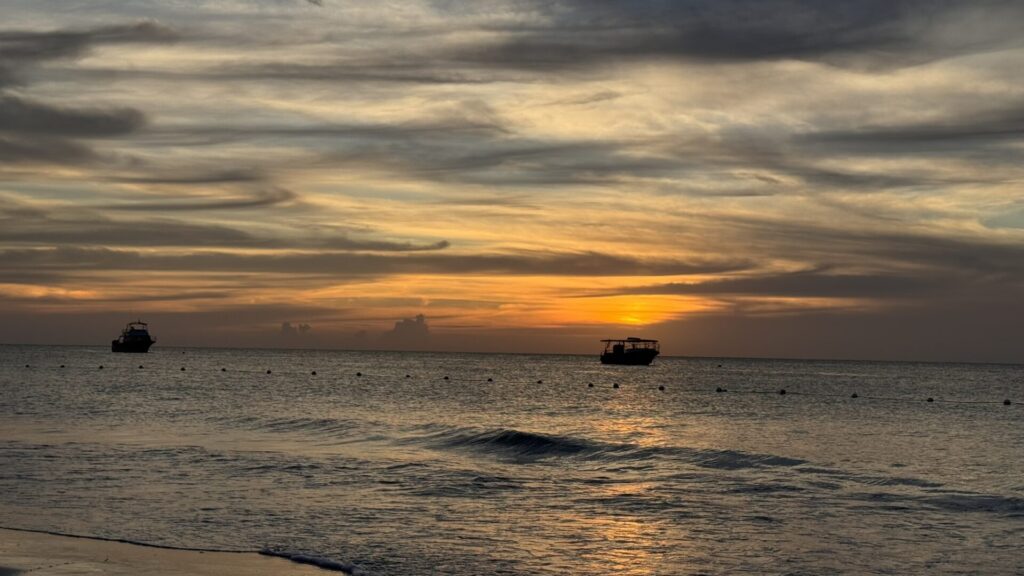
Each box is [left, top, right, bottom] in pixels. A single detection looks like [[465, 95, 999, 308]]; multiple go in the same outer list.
[[102, 187, 298, 211], [109, 168, 266, 185], [0, 286, 235, 304], [323, 239, 451, 252], [380, 314, 430, 349], [313, 137, 684, 188], [0, 22, 172, 167], [0, 95, 145, 166], [0, 94, 146, 136], [0, 21, 177, 63], [0, 221, 254, 249], [0, 135, 96, 164], [444, 0, 1024, 70], [0, 65, 17, 88], [147, 115, 505, 145], [602, 268, 951, 300], [0, 246, 749, 278], [280, 321, 312, 336], [59, 59, 496, 86], [0, 197, 452, 251], [50, 0, 1017, 92], [212, 60, 490, 85], [803, 104, 1024, 150], [712, 214, 1024, 281]]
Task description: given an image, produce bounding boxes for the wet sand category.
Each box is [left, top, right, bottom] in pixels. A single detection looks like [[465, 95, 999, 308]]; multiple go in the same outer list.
[[0, 528, 330, 576]]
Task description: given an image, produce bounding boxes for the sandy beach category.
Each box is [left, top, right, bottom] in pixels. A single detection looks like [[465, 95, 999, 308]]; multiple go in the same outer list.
[[0, 528, 329, 576]]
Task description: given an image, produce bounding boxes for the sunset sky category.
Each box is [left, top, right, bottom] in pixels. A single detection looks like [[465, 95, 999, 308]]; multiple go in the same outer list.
[[2, 1, 1023, 362]]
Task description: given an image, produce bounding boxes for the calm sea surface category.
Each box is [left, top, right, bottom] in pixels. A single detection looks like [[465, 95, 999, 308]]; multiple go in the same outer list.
[[1, 345, 1022, 575]]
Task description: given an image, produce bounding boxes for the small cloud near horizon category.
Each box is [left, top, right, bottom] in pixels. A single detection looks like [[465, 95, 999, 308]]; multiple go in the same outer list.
[[280, 321, 312, 337], [380, 314, 430, 350]]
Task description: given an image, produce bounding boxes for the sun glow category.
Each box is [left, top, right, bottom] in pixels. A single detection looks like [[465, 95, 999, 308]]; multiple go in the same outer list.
[[300, 275, 716, 329]]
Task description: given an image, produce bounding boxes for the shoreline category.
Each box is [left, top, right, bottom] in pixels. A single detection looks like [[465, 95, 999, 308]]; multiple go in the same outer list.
[[0, 527, 341, 576]]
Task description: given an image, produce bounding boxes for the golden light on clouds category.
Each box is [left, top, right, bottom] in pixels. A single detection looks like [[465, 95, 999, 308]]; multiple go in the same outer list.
[[0, 2, 1022, 361], [0, 284, 99, 301], [301, 275, 716, 330]]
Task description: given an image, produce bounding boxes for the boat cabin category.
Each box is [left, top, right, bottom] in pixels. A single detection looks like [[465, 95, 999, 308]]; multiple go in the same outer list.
[[600, 337, 660, 365]]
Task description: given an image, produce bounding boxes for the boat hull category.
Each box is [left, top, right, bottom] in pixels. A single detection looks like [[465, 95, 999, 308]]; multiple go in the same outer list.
[[111, 340, 154, 353], [600, 350, 659, 365]]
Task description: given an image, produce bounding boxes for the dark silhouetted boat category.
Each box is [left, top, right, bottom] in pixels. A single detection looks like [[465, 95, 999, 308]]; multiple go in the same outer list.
[[111, 320, 155, 353], [600, 337, 659, 365]]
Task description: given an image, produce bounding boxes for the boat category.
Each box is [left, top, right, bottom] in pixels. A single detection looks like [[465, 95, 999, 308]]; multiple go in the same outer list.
[[600, 337, 659, 365], [111, 320, 156, 353]]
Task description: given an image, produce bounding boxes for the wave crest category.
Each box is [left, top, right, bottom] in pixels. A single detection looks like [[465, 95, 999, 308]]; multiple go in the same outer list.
[[422, 426, 806, 469], [437, 428, 600, 461]]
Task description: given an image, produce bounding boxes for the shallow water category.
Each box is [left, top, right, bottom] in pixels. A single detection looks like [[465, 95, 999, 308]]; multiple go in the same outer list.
[[1, 345, 1022, 575]]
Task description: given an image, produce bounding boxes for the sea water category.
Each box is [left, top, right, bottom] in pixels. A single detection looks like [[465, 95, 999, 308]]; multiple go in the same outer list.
[[1, 345, 1022, 575]]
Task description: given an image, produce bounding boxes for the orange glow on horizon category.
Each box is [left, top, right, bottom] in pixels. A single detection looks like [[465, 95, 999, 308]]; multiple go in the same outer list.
[[301, 274, 717, 329]]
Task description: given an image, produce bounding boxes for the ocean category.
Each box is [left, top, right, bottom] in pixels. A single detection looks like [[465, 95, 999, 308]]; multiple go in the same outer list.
[[1, 345, 1022, 575]]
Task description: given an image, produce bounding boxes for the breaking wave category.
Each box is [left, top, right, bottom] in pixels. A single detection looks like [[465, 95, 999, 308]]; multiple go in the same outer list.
[[419, 426, 807, 469], [260, 549, 364, 574]]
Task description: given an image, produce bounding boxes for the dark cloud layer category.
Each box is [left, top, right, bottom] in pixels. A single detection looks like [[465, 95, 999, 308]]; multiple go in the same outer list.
[[804, 104, 1024, 151], [0, 198, 449, 251], [444, 0, 1024, 70], [102, 187, 297, 212], [0, 94, 145, 136], [0, 21, 177, 63], [0, 94, 145, 165], [0, 135, 96, 164], [46, 0, 1021, 92], [109, 168, 267, 185], [0, 246, 747, 278], [609, 269, 945, 300], [0, 22, 172, 166], [716, 216, 1024, 280]]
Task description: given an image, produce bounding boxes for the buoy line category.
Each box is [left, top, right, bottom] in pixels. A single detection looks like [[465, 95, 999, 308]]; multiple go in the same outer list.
[[11, 363, 1019, 407]]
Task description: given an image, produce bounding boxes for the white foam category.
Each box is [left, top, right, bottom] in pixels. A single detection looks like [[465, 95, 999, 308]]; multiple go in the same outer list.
[[260, 549, 364, 575]]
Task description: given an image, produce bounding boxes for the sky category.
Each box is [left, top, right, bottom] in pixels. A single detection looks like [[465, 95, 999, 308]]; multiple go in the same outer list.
[[1, 0, 1022, 362]]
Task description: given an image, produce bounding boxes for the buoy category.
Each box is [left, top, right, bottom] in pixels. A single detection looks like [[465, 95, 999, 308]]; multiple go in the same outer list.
[[60, 364, 65, 368], [613, 383, 620, 389], [311, 371, 317, 376], [266, 370, 272, 374], [1004, 399, 1012, 406], [658, 385, 665, 391], [443, 376, 449, 380], [717, 364, 722, 368], [536, 380, 543, 384], [25, 364, 29, 368], [487, 378, 493, 382], [181, 367, 186, 371], [779, 389, 786, 395], [99, 365, 103, 370], [356, 372, 362, 377], [221, 368, 226, 372], [851, 393, 858, 399], [138, 365, 144, 369], [587, 383, 594, 388], [405, 374, 411, 378], [927, 397, 934, 403]]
